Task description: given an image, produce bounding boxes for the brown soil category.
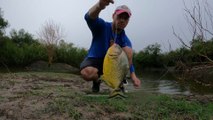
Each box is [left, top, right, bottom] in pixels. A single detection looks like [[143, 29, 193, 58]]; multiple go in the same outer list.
[[0, 72, 112, 120], [176, 63, 213, 87]]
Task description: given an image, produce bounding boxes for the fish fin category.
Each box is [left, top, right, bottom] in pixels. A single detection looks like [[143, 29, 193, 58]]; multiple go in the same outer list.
[[108, 89, 127, 99], [99, 75, 104, 81]]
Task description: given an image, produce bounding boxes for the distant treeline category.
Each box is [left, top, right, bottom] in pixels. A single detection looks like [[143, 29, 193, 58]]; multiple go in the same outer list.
[[1, 28, 213, 71], [133, 38, 213, 70], [1, 8, 213, 70], [0, 29, 87, 68]]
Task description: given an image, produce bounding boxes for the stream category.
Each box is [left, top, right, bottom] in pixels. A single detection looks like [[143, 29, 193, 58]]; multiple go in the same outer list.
[[127, 71, 213, 95]]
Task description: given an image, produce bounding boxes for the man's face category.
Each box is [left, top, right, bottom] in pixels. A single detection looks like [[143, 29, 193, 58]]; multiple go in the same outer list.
[[113, 12, 130, 31]]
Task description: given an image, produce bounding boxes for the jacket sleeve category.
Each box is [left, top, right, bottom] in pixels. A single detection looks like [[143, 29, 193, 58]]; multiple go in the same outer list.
[[84, 12, 106, 35]]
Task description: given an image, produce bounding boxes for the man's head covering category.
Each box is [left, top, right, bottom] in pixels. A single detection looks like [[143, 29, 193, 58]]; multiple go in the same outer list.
[[114, 5, 131, 17]]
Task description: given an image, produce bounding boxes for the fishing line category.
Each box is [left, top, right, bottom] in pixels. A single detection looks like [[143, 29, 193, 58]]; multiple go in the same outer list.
[[157, 69, 169, 80], [107, 0, 118, 43], [114, 1, 118, 43]]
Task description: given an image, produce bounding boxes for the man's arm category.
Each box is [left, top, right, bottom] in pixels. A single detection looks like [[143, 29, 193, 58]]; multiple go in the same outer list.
[[88, 0, 114, 19], [122, 46, 141, 88]]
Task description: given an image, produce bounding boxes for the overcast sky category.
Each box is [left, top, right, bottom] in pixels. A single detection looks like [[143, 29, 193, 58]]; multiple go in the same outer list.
[[0, 0, 213, 52]]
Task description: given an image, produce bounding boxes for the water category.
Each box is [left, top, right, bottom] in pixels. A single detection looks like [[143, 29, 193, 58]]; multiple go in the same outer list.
[[140, 79, 191, 95], [126, 71, 213, 95]]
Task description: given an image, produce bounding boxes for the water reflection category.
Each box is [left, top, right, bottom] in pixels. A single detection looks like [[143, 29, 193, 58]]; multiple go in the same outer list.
[[127, 71, 213, 95], [157, 80, 190, 95]]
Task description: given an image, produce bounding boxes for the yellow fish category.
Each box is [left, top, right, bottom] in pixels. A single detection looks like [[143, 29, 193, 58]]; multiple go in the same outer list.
[[101, 44, 129, 98]]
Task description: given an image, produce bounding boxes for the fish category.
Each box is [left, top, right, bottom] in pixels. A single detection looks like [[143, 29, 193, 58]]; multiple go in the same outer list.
[[100, 43, 129, 98]]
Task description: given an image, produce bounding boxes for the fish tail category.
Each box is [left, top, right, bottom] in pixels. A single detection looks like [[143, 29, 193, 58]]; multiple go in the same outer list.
[[108, 89, 127, 99]]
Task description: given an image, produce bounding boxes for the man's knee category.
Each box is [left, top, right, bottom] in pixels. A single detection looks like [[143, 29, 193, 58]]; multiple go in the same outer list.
[[80, 67, 98, 81]]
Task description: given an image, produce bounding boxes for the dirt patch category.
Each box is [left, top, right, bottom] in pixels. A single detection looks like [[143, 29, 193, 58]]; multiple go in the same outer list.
[[172, 94, 213, 104], [178, 64, 213, 87], [0, 72, 111, 119]]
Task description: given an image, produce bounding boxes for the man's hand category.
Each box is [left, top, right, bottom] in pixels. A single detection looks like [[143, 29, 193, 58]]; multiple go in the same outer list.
[[132, 77, 141, 88], [131, 73, 141, 88], [88, 0, 114, 19], [99, 0, 114, 9]]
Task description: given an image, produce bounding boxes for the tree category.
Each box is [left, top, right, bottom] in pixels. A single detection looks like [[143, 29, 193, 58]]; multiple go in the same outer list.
[[10, 29, 37, 46], [0, 8, 8, 37], [173, 0, 213, 63], [134, 43, 164, 69], [37, 20, 64, 67]]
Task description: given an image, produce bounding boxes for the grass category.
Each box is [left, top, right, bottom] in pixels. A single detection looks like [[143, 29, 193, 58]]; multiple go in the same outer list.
[[82, 95, 128, 112], [43, 85, 84, 119], [0, 96, 4, 102], [128, 93, 213, 120], [78, 92, 213, 120], [45, 97, 82, 120]]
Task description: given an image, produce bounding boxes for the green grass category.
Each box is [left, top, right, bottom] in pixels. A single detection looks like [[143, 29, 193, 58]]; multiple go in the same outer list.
[[45, 97, 82, 120], [43, 85, 84, 120], [81, 92, 213, 120], [82, 95, 128, 112], [0, 72, 212, 119], [128, 93, 213, 120], [0, 96, 4, 102]]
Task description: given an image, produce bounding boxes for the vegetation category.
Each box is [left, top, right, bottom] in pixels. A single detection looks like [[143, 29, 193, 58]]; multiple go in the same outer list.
[[0, 33, 87, 68], [1, 28, 213, 70], [0, 8, 8, 37], [56, 40, 87, 67], [84, 93, 213, 120]]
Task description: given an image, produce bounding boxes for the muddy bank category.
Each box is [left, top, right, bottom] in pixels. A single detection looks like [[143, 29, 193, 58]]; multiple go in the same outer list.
[[177, 64, 213, 87], [0, 72, 110, 119]]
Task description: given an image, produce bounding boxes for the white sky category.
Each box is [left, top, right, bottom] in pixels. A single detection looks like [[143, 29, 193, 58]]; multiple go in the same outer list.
[[0, 0, 212, 52]]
